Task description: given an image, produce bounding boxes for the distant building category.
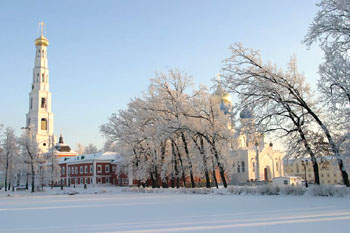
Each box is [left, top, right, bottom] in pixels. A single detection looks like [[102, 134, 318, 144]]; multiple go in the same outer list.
[[272, 176, 303, 186], [284, 157, 350, 185], [59, 152, 130, 186]]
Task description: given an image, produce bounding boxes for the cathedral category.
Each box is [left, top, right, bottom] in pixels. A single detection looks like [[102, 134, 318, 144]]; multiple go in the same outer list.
[[214, 81, 284, 185]]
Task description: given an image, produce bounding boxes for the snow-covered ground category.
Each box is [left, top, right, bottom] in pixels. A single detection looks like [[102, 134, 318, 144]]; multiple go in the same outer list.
[[0, 187, 350, 233]]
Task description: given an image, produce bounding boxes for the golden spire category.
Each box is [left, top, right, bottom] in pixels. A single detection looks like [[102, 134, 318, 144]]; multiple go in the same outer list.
[[34, 21, 49, 47]]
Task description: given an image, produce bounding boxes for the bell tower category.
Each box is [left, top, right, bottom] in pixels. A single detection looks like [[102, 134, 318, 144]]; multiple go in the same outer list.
[[26, 22, 54, 152]]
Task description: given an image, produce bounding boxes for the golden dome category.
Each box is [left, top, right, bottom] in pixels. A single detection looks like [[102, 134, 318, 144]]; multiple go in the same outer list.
[[222, 93, 232, 104], [34, 35, 49, 46]]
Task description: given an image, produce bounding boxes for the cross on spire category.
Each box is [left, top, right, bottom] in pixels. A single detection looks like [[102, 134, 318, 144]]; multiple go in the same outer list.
[[39, 21, 45, 36]]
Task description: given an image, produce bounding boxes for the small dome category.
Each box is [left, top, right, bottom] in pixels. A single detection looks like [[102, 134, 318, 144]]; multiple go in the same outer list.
[[34, 35, 49, 46], [222, 93, 232, 104], [240, 108, 253, 119]]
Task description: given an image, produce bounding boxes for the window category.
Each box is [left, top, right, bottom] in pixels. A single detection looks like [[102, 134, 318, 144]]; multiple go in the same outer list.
[[283, 180, 288, 185], [37, 73, 39, 82], [112, 166, 116, 172], [106, 165, 110, 173], [75, 167, 78, 174], [68, 167, 71, 175], [42, 73, 45, 82], [97, 165, 102, 173], [237, 164, 241, 173], [80, 167, 83, 174], [276, 162, 279, 171], [252, 162, 255, 170], [41, 118, 47, 130], [241, 161, 245, 173], [80, 178, 83, 184], [296, 164, 300, 174], [106, 177, 110, 183], [61, 167, 65, 175], [41, 98, 46, 108], [85, 166, 88, 173], [90, 166, 93, 173], [30, 98, 33, 109], [85, 178, 89, 184]]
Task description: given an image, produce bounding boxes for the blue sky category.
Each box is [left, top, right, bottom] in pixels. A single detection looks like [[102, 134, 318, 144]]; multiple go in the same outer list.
[[0, 0, 322, 149]]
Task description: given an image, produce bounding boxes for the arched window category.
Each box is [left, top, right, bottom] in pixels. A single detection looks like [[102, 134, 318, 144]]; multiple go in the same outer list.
[[30, 98, 33, 109], [41, 118, 47, 130], [37, 73, 39, 82], [42, 50, 45, 57], [41, 98, 46, 109], [42, 73, 45, 82], [237, 164, 241, 173], [242, 161, 245, 173]]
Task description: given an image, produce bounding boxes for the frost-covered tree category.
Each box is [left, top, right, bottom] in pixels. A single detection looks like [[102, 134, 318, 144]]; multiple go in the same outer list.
[[101, 70, 234, 188], [0, 127, 19, 191], [76, 143, 85, 155], [19, 129, 41, 192], [304, 0, 350, 186], [84, 143, 99, 154], [222, 44, 349, 186]]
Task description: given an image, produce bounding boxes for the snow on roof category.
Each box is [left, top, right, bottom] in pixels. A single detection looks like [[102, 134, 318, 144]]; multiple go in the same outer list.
[[59, 152, 123, 164]]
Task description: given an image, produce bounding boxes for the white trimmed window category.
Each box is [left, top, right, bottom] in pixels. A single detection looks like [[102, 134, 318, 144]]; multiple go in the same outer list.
[[97, 165, 102, 173], [106, 177, 110, 183], [85, 166, 88, 173], [90, 166, 93, 173], [80, 167, 83, 174], [75, 167, 78, 174], [106, 165, 110, 173]]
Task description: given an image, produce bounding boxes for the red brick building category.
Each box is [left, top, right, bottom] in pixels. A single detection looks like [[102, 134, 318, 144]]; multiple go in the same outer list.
[[59, 152, 129, 186]]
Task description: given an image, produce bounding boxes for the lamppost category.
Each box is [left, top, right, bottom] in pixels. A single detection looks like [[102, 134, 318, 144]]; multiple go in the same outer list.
[[301, 160, 308, 188]]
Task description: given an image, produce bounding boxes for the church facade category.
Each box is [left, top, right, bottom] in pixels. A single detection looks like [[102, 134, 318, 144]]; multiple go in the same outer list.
[[214, 82, 284, 185]]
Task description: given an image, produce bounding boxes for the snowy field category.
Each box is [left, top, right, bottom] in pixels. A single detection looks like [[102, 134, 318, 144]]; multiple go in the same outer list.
[[1, 188, 350, 233]]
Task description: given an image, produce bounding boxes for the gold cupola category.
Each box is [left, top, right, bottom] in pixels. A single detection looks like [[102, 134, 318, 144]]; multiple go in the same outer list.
[[34, 22, 49, 46]]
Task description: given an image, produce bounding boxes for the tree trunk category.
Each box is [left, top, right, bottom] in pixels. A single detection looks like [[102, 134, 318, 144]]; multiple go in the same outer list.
[[211, 157, 218, 189], [171, 140, 180, 188], [338, 159, 350, 186], [174, 140, 187, 187], [181, 132, 195, 188], [200, 137, 211, 188], [5, 152, 9, 192], [311, 157, 320, 185], [150, 171, 156, 188], [212, 144, 227, 188], [31, 159, 35, 193]]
